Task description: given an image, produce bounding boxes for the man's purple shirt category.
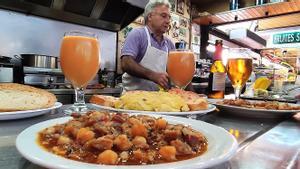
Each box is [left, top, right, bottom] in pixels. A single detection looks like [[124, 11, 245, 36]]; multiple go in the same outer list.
[[121, 26, 175, 63]]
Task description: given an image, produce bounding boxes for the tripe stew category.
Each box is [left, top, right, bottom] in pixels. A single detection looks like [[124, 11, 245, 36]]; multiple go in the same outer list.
[[38, 111, 208, 165]]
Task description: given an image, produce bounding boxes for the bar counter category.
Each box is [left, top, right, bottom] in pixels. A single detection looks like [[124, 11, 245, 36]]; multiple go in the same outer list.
[[0, 105, 299, 169], [47, 88, 123, 104]]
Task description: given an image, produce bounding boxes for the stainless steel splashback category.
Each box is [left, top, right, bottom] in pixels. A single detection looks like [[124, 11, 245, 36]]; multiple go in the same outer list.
[[0, 9, 117, 71]]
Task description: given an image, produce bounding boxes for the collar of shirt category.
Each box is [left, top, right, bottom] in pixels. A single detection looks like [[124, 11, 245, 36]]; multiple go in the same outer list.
[[146, 26, 167, 47]]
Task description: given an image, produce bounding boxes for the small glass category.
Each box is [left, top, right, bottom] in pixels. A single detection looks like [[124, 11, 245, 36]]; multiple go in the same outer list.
[[60, 31, 100, 114], [167, 49, 196, 89], [226, 48, 253, 99]]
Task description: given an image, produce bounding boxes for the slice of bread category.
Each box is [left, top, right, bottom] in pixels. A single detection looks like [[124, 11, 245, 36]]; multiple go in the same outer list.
[[89, 95, 118, 107], [0, 83, 57, 112], [168, 88, 208, 111], [186, 98, 208, 111]]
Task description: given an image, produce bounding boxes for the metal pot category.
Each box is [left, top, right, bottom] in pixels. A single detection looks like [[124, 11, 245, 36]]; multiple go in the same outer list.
[[20, 54, 58, 68]]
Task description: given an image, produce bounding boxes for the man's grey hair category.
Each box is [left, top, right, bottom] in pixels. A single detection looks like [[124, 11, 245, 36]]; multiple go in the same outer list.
[[144, 0, 171, 24]]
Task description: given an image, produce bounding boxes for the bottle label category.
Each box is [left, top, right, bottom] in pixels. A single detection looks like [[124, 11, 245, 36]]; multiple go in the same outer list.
[[212, 72, 226, 91]]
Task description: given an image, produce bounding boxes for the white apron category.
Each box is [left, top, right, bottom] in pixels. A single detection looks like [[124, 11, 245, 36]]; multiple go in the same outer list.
[[122, 27, 168, 91]]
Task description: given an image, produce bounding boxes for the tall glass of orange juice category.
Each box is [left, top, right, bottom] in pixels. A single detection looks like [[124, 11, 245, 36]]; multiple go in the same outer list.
[[167, 49, 195, 89], [60, 31, 100, 114]]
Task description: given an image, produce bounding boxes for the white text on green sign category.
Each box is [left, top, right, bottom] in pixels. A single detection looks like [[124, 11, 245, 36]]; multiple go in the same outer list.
[[273, 32, 300, 44]]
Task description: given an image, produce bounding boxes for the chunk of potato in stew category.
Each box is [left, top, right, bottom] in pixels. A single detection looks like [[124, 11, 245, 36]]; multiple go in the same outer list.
[[38, 111, 208, 165]]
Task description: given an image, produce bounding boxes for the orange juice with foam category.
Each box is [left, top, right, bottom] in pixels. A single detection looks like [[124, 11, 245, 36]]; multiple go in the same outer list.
[[167, 50, 195, 88], [60, 36, 100, 88]]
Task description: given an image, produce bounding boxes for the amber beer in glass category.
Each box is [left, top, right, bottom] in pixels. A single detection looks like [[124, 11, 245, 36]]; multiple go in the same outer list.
[[60, 31, 100, 114], [167, 50, 195, 89], [226, 48, 252, 99]]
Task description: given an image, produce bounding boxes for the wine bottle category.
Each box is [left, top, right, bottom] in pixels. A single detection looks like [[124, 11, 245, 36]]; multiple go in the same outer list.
[[207, 40, 226, 99]]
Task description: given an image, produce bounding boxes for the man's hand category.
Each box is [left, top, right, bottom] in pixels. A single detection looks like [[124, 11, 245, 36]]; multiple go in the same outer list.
[[293, 94, 300, 121], [296, 94, 300, 100], [148, 72, 169, 90], [121, 56, 170, 89]]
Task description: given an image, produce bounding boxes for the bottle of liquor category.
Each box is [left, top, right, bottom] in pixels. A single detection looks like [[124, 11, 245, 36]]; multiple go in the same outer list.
[[208, 40, 226, 99], [256, 0, 267, 5], [230, 0, 239, 10]]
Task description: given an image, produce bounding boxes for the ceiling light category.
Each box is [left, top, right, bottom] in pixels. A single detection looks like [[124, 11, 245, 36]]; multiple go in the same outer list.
[[229, 28, 266, 49]]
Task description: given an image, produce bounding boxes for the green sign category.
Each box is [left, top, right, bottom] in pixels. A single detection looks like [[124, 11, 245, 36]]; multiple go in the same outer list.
[[273, 32, 300, 44]]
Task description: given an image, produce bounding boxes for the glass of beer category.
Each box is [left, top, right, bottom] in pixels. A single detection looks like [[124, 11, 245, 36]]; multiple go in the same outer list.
[[60, 31, 100, 114], [167, 49, 195, 89], [226, 48, 253, 99]]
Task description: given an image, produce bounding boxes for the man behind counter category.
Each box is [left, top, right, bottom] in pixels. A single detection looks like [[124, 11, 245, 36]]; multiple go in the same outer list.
[[121, 0, 194, 92]]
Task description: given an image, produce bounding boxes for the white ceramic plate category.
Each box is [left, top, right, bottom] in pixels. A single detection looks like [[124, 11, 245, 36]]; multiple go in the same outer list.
[[208, 99, 300, 118], [91, 104, 216, 116], [240, 95, 297, 103], [16, 115, 238, 169], [0, 102, 62, 120]]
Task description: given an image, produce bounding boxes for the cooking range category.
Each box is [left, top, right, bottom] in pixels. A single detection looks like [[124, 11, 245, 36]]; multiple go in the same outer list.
[[0, 55, 23, 83], [23, 66, 65, 89], [0, 56, 14, 83], [0, 54, 122, 104], [18, 54, 65, 89]]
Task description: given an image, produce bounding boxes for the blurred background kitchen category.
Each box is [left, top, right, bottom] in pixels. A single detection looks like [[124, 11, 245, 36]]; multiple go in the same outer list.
[[0, 0, 299, 103]]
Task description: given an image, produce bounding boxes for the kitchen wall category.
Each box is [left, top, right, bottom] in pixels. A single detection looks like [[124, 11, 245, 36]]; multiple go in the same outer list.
[[0, 9, 117, 71]]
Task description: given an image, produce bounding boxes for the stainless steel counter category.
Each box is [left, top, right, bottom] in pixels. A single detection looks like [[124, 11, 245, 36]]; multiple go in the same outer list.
[[0, 105, 299, 169], [47, 88, 123, 104], [47, 88, 122, 95]]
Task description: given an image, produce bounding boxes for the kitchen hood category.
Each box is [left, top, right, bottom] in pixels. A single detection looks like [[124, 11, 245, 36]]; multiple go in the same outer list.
[[229, 28, 266, 49], [0, 0, 147, 32]]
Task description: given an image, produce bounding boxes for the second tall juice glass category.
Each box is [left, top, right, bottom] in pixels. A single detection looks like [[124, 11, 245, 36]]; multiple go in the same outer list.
[[60, 31, 100, 114], [167, 50, 195, 89]]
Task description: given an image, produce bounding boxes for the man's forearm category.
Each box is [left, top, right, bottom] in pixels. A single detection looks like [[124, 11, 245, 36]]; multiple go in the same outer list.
[[121, 56, 153, 80]]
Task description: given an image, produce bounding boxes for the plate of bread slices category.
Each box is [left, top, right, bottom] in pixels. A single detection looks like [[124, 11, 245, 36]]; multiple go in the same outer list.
[[90, 88, 216, 115], [0, 83, 62, 120]]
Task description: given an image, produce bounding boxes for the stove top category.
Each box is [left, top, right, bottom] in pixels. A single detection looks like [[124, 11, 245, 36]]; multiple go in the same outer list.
[[23, 67, 65, 88], [23, 66, 63, 75]]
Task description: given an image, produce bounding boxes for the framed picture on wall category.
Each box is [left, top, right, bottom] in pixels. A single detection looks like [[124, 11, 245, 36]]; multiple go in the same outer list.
[[170, 14, 180, 39], [169, 0, 176, 12], [179, 18, 188, 28], [179, 27, 187, 38], [176, 0, 184, 14], [133, 16, 144, 25], [121, 26, 133, 40], [186, 0, 190, 16]]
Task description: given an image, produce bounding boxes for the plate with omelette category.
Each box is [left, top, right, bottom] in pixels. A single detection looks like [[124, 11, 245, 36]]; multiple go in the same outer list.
[[90, 88, 216, 115]]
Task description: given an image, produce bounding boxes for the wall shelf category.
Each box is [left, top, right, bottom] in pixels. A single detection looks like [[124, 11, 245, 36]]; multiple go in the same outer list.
[[192, 0, 300, 26]]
